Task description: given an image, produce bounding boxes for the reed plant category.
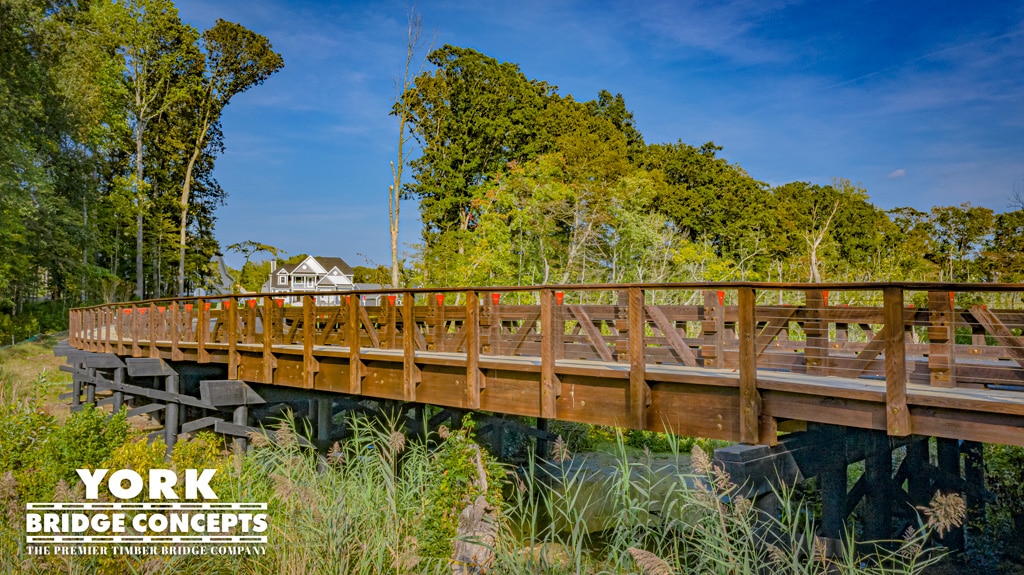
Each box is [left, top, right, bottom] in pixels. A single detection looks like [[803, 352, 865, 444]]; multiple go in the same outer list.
[[0, 408, 963, 574]]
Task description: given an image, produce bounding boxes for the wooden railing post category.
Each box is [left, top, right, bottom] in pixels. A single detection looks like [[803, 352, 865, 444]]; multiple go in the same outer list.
[[883, 287, 911, 436], [148, 303, 157, 358], [403, 292, 421, 401], [737, 287, 761, 444], [263, 296, 276, 383], [927, 291, 956, 388], [615, 290, 630, 362], [540, 289, 561, 419], [628, 287, 648, 429], [85, 309, 93, 352], [433, 293, 446, 352], [805, 290, 829, 375], [702, 290, 725, 368], [227, 298, 238, 379], [131, 305, 141, 356], [466, 290, 482, 409], [197, 301, 209, 363], [101, 308, 110, 353], [171, 303, 182, 360], [348, 293, 363, 394], [115, 307, 125, 355], [302, 295, 318, 389]]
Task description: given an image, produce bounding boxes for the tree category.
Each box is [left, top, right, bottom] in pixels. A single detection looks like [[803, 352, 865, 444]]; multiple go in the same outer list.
[[388, 7, 427, 288], [94, 0, 199, 299], [404, 45, 555, 240], [928, 203, 994, 281], [227, 240, 284, 267], [174, 19, 283, 296]]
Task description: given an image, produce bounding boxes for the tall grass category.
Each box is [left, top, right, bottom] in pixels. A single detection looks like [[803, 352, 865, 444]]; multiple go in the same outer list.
[[1, 410, 961, 574]]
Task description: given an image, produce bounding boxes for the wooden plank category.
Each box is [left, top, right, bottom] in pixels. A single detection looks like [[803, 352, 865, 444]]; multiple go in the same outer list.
[[928, 291, 957, 387], [566, 305, 615, 362], [883, 286, 911, 436], [348, 294, 364, 394], [403, 292, 421, 401], [647, 304, 698, 366], [466, 290, 482, 409], [835, 326, 888, 378], [359, 306, 381, 348], [541, 289, 559, 418], [227, 299, 238, 379], [754, 307, 798, 359], [628, 287, 648, 428], [737, 287, 761, 444], [506, 310, 540, 355], [970, 305, 1024, 369], [303, 295, 318, 389]]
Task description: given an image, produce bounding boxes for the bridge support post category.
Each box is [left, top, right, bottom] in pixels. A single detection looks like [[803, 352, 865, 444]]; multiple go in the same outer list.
[[536, 418, 549, 461], [936, 437, 964, 552], [165, 373, 180, 456], [318, 399, 333, 444], [818, 426, 848, 550], [112, 367, 125, 413], [905, 437, 932, 507], [862, 431, 894, 541], [85, 366, 97, 406], [233, 405, 248, 452], [963, 440, 985, 539]]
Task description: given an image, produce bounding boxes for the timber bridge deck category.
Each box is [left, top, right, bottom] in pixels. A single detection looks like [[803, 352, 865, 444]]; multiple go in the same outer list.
[[62, 282, 1024, 448]]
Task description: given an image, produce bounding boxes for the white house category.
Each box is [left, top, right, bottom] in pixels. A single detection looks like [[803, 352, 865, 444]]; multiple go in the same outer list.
[[260, 256, 382, 305]]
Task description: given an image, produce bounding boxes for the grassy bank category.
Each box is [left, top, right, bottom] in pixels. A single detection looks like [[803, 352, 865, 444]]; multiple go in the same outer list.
[[0, 338, 967, 574]]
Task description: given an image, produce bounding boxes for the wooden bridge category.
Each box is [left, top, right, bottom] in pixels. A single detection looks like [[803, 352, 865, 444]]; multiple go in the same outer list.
[[63, 282, 1024, 448]]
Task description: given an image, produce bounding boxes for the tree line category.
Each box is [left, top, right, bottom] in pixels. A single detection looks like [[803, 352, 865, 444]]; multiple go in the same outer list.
[[0, 0, 282, 320], [397, 45, 1024, 289]]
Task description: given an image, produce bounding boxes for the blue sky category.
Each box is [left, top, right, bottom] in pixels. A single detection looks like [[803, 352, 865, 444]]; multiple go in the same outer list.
[[176, 0, 1024, 269]]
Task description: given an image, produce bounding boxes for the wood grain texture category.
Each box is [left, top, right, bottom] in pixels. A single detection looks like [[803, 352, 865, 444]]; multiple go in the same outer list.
[[883, 287, 911, 436]]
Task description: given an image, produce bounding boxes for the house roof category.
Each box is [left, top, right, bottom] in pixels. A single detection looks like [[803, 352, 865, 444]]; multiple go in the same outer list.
[[314, 257, 354, 276], [317, 274, 351, 287], [276, 264, 297, 275]]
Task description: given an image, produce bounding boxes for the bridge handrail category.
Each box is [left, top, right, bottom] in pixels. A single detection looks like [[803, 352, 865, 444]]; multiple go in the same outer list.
[[68, 282, 1024, 444]]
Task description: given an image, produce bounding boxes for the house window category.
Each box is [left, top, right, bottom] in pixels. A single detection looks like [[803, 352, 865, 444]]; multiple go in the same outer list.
[[278, 276, 286, 285]]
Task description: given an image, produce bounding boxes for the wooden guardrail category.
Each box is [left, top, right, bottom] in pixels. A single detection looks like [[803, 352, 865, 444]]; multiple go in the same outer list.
[[69, 282, 1024, 445]]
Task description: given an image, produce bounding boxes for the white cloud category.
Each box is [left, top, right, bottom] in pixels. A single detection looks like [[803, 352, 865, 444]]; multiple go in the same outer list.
[[887, 169, 907, 179]]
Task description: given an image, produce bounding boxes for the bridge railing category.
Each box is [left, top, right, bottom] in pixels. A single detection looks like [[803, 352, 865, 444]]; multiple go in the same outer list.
[[69, 282, 1024, 442]]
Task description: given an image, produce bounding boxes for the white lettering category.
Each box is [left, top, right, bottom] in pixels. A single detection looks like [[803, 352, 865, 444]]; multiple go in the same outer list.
[[76, 469, 108, 499], [185, 469, 218, 500], [108, 470, 143, 499], [149, 469, 178, 499]]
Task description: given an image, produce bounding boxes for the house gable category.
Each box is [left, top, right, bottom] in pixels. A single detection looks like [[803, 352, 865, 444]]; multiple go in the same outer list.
[[294, 256, 327, 275]]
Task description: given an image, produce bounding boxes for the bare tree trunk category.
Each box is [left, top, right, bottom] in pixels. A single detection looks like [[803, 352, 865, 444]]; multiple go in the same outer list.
[[135, 123, 145, 300], [389, 9, 427, 288], [178, 144, 203, 296]]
